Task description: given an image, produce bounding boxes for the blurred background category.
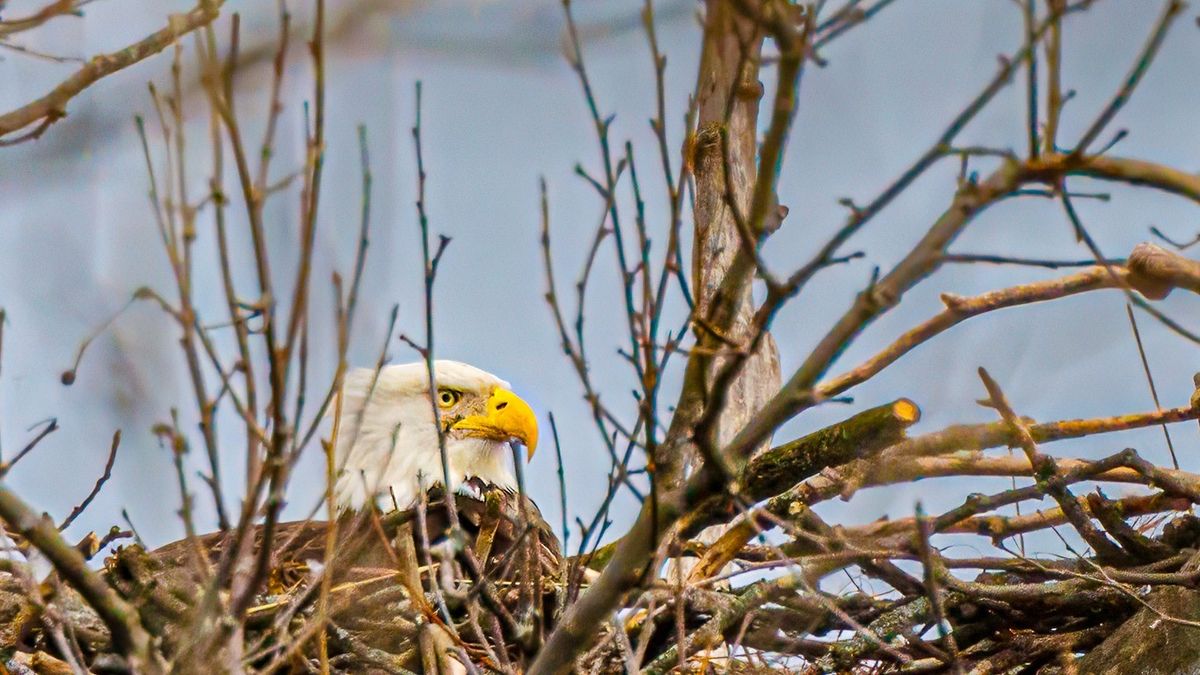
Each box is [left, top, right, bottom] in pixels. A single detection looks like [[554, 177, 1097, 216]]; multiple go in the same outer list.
[[0, 0, 1197, 566]]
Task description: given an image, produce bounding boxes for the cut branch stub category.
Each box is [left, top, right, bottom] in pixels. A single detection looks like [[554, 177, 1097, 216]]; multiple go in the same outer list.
[[685, 399, 921, 580], [681, 398, 920, 540], [739, 398, 919, 503], [588, 399, 922, 575]]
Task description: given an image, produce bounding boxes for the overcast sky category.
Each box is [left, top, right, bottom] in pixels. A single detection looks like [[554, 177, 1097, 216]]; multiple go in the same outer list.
[[1, 0, 1197, 562]]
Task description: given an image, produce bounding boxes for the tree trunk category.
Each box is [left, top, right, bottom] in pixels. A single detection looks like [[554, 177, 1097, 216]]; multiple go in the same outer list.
[[682, 0, 782, 588], [691, 0, 782, 470]]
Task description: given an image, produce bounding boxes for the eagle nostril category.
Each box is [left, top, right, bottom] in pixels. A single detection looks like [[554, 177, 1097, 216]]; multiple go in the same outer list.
[[495, 401, 508, 410]]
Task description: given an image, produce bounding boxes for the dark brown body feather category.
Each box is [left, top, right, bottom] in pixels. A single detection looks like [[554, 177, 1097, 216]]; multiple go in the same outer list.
[[122, 486, 563, 671], [151, 486, 559, 582]]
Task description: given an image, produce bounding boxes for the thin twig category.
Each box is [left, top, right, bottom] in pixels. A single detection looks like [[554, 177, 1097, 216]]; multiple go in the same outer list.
[[1, 418, 58, 477], [58, 431, 121, 531], [1125, 303, 1178, 469]]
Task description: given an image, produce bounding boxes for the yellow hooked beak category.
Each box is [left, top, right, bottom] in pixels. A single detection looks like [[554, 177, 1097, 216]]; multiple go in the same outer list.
[[451, 387, 538, 460]]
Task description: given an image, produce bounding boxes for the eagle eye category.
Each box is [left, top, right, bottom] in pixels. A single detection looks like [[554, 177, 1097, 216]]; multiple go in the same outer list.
[[437, 389, 462, 408]]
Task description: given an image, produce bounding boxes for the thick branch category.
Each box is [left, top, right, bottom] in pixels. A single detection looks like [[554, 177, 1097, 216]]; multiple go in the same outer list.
[[750, 400, 918, 500], [585, 400, 919, 575]]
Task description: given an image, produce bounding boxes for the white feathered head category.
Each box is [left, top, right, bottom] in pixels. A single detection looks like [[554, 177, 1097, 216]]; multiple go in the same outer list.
[[332, 360, 538, 511]]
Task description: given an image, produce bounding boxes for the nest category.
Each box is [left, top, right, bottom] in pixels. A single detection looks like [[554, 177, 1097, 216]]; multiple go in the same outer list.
[[6, 399, 1200, 673], [0, 488, 563, 673]]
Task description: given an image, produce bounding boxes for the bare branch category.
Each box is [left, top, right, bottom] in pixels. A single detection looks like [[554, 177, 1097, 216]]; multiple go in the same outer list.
[[0, 1, 224, 141]]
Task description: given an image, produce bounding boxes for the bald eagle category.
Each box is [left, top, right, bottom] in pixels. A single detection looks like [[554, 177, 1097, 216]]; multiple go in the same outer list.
[[333, 360, 539, 511], [153, 360, 553, 561], [138, 361, 563, 668]]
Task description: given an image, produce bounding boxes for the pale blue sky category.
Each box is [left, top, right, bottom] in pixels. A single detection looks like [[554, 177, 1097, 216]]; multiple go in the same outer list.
[[0, 1, 1196, 560]]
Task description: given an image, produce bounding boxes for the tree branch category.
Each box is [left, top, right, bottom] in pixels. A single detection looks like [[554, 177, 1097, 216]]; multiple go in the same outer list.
[[0, 1, 224, 141]]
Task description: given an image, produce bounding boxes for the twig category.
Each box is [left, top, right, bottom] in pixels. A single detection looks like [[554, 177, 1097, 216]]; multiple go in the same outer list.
[[0, 418, 57, 477], [1071, 0, 1183, 155], [939, 253, 1112, 268], [408, 80, 460, 533], [1022, 0, 1039, 158], [57, 431, 121, 531], [1044, 0, 1065, 150], [549, 412, 570, 554], [0, 0, 91, 37], [915, 503, 961, 674], [1125, 303, 1178, 469], [978, 368, 1129, 563]]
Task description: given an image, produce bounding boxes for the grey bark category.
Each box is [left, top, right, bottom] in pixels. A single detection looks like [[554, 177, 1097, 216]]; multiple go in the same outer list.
[[678, 0, 783, 590], [1076, 551, 1200, 675], [691, 0, 782, 469]]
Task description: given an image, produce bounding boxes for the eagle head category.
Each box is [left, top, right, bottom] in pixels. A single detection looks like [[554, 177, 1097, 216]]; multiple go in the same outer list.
[[332, 360, 538, 511]]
